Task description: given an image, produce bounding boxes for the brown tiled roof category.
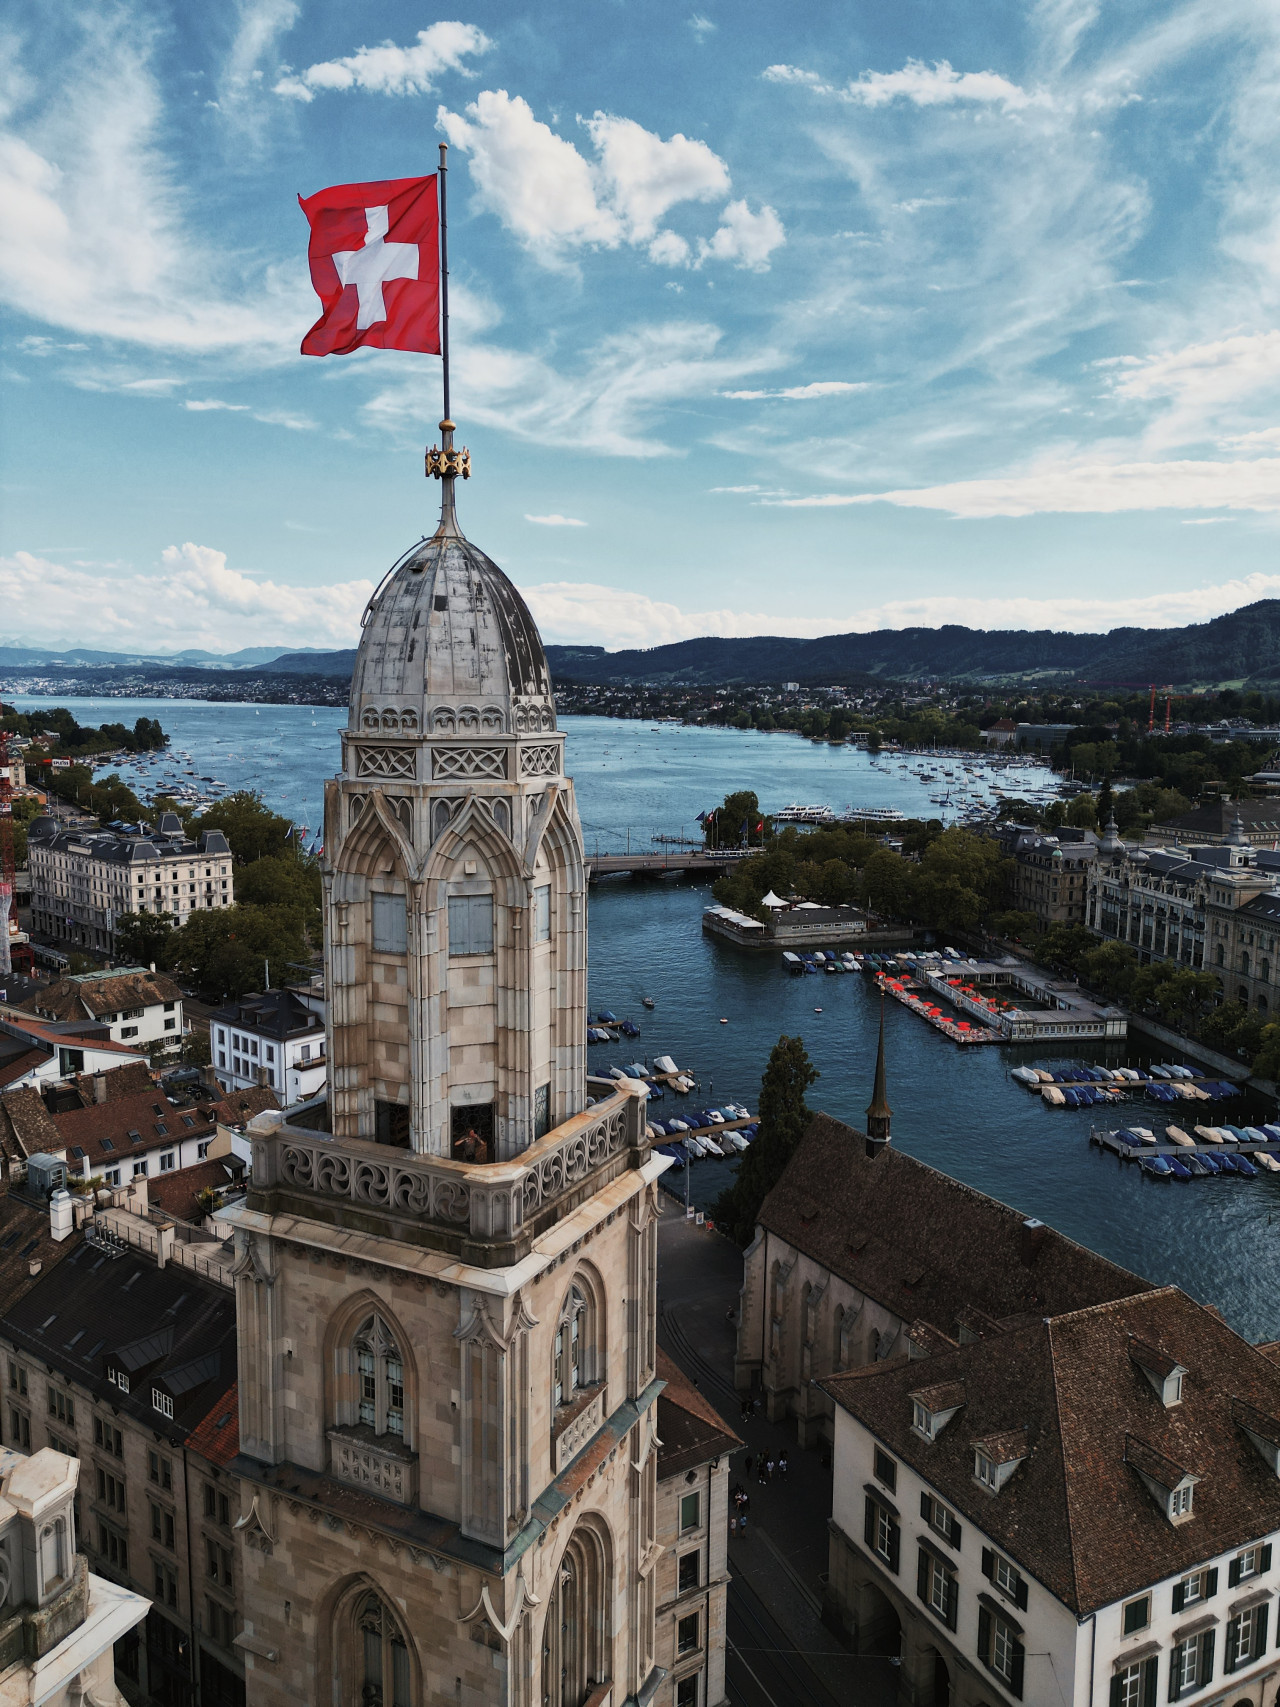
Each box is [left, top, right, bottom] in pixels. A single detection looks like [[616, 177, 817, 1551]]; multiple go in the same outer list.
[[36, 971, 182, 1024], [187, 1382, 240, 1468], [209, 1086, 280, 1126], [758, 1112, 1153, 1337], [75, 1062, 154, 1103], [655, 1348, 740, 1481], [825, 1287, 1280, 1615], [147, 1158, 242, 1223], [0, 1085, 62, 1162], [0, 1050, 49, 1090], [0, 1193, 80, 1304], [52, 1088, 216, 1168], [1125, 1433, 1191, 1492], [911, 1381, 966, 1413]]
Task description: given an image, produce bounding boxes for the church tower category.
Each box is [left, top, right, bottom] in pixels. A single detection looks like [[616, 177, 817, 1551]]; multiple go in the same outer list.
[[227, 431, 666, 1707]]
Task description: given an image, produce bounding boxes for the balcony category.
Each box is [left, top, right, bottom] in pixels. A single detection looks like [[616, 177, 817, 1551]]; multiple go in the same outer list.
[[327, 1427, 417, 1505], [246, 1084, 647, 1249]]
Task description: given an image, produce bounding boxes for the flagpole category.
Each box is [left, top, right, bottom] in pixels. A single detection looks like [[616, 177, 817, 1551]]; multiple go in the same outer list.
[[438, 140, 450, 424]]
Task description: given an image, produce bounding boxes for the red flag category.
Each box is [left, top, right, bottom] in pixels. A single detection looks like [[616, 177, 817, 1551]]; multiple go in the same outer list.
[[299, 175, 440, 358]]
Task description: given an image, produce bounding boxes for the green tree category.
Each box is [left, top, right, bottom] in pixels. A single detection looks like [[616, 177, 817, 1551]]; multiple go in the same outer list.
[[171, 903, 310, 998], [1066, 793, 1098, 829], [192, 791, 294, 863], [114, 911, 177, 970], [714, 1036, 819, 1245], [863, 848, 915, 919], [1252, 1023, 1280, 1082]]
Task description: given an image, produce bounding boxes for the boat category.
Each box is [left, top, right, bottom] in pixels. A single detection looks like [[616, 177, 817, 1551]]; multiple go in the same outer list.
[[1166, 1156, 1193, 1180], [1182, 1154, 1212, 1176], [1010, 1067, 1041, 1087], [783, 951, 804, 974], [1196, 1151, 1224, 1175], [1192, 1124, 1223, 1144], [653, 1055, 678, 1075], [1254, 1152, 1280, 1173], [1140, 1155, 1173, 1178], [699, 1136, 725, 1157], [1042, 1086, 1066, 1107], [1165, 1126, 1195, 1147], [642, 996, 656, 1009]]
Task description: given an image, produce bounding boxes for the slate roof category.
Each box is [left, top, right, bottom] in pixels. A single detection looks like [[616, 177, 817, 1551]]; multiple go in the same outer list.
[[1156, 799, 1280, 840], [36, 969, 182, 1024], [52, 1087, 217, 1167], [3, 1235, 236, 1441], [824, 1287, 1280, 1616], [0, 1192, 80, 1306], [209, 989, 324, 1041], [655, 1347, 740, 1481], [758, 1112, 1153, 1336]]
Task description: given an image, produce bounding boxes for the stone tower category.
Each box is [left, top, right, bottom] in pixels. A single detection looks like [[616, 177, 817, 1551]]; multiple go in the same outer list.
[[228, 431, 666, 1707]]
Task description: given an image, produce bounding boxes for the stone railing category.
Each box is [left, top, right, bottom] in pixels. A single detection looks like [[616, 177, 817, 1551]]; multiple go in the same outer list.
[[327, 1428, 417, 1506], [250, 1086, 644, 1242], [553, 1388, 605, 1472]]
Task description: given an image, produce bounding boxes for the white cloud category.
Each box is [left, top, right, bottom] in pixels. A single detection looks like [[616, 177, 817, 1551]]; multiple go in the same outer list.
[[185, 398, 249, 412], [217, 0, 299, 134], [183, 397, 314, 429], [0, 546, 372, 650], [689, 14, 716, 37], [1100, 331, 1280, 450], [696, 200, 785, 272], [764, 57, 1047, 110], [649, 231, 691, 267], [525, 513, 587, 527], [585, 112, 729, 242], [847, 572, 1280, 633], [723, 381, 869, 399], [766, 455, 1280, 516], [274, 22, 490, 100], [517, 581, 833, 646], [0, 20, 305, 352]]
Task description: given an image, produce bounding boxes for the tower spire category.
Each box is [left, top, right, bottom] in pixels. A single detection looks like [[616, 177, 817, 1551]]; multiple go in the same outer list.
[[865, 992, 892, 1158], [425, 140, 470, 538]]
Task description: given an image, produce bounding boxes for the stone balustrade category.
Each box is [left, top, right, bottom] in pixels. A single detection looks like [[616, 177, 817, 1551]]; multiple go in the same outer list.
[[327, 1429, 417, 1506], [553, 1388, 605, 1472], [249, 1086, 644, 1242]]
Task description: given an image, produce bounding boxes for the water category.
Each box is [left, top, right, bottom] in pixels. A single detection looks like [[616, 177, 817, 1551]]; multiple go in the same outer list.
[[13, 696, 1280, 1339]]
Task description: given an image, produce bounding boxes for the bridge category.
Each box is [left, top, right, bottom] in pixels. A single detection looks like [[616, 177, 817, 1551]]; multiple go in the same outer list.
[[585, 850, 751, 882]]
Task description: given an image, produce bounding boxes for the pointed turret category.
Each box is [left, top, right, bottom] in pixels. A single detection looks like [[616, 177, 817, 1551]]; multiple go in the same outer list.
[[1098, 814, 1123, 857], [865, 994, 892, 1158]]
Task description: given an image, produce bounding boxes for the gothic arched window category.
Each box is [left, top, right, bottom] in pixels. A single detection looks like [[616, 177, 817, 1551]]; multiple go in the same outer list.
[[358, 1592, 411, 1707], [554, 1287, 586, 1411], [541, 1524, 610, 1707], [354, 1316, 405, 1439]]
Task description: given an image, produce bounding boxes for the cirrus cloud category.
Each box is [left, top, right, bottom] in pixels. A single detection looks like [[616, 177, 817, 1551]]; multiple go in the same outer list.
[[764, 57, 1048, 111], [274, 22, 490, 100]]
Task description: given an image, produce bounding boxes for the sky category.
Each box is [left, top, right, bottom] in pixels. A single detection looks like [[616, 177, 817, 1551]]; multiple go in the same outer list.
[[3, 0, 1280, 655]]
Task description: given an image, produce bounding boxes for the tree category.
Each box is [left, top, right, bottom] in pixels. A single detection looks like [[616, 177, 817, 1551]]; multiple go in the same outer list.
[[1066, 793, 1098, 829], [114, 911, 177, 970], [171, 903, 310, 998], [192, 791, 294, 863], [1097, 776, 1114, 825], [714, 1035, 819, 1245]]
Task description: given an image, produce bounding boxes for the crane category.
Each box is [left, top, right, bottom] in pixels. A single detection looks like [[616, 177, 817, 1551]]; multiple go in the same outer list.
[[0, 728, 14, 978]]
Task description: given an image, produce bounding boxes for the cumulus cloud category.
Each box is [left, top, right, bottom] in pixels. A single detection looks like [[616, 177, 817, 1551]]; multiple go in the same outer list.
[[766, 455, 1280, 517], [764, 57, 1048, 110], [438, 92, 780, 271], [0, 18, 305, 352], [525, 513, 587, 527], [696, 199, 785, 271], [516, 582, 833, 647], [847, 573, 1280, 633], [723, 381, 869, 399], [0, 546, 372, 650], [185, 398, 249, 412], [274, 22, 490, 100]]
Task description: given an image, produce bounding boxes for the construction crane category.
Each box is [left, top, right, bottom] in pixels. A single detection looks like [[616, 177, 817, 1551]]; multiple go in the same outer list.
[[0, 728, 13, 978]]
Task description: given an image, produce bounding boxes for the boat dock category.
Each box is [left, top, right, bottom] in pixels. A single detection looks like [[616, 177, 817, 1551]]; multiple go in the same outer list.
[[1091, 1127, 1280, 1168], [877, 973, 1003, 1045]]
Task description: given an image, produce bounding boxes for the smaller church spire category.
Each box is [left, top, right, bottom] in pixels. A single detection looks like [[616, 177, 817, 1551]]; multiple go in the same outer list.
[[865, 992, 892, 1159]]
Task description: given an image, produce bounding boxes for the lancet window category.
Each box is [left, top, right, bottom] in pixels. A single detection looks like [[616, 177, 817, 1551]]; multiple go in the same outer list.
[[354, 1316, 405, 1439], [357, 1591, 411, 1707]]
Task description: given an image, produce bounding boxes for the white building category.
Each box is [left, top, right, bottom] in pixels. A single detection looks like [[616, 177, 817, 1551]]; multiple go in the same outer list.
[[0, 1444, 149, 1707], [27, 812, 233, 955], [209, 989, 325, 1103], [33, 965, 184, 1053], [824, 1284, 1280, 1707]]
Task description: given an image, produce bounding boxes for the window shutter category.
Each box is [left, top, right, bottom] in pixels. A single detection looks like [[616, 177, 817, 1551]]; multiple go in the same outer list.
[[978, 1606, 992, 1668], [864, 1496, 876, 1551], [946, 1573, 958, 1633], [1010, 1637, 1025, 1700], [1015, 1574, 1029, 1612], [917, 1549, 930, 1603], [1200, 1629, 1214, 1687], [888, 1520, 900, 1575], [950, 1517, 962, 1549], [1261, 1543, 1274, 1573], [1256, 1603, 1270, 1660], [1169, 1651, 1183, 1704], [982, 1547, 995, 1582], [1141, 1657, 1157, 1707], [1172, 1581, 1186, 1614], [1109, 1674, 1123, 1707], [921, 1491, 932, 1522], [1228, 1558, 1241, 1588], [1225, 1617, 1239, 1674], [1204, 1568, 1217, 1599]]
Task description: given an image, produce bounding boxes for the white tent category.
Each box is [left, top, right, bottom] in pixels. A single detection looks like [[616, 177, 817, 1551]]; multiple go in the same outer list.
[[760, 890, 788, 909]]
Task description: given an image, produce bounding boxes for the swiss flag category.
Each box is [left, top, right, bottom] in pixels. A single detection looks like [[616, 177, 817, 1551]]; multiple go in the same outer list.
[[299, 175, 440, 358]]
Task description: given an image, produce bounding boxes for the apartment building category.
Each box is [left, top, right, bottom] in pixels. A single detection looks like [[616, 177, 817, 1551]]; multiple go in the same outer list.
[[28, 813, 233, 955], [208, 990, 325, 1103], [34, 967, 185, 1054], [824, 1285, 1280, 1707], [0, 1204, 243, 1707], [653, 1349, 739, 1707], [995, 826, 1096, 931]]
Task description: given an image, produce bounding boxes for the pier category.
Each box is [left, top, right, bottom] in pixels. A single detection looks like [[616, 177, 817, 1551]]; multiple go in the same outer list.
[[1091, 1127, 1280, 1163]]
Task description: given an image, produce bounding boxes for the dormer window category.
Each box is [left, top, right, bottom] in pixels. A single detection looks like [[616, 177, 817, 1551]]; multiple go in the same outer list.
[[976, 1451, 997, 1490], [152, 1388, 174, 1419], [972, 1429, 1027, 1493], [1129, 1338, 1188, 1408], [1169, 1481, 1194, 1520], [910, 1383, 965, 1442], [914, 1401, 934, 1439]]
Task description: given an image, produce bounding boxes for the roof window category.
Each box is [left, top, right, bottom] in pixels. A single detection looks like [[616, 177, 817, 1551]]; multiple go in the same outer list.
[[100, 1137, 114, 1152], [1129, 1338, 1187, 1408], [911, 1382, 966, 1442]]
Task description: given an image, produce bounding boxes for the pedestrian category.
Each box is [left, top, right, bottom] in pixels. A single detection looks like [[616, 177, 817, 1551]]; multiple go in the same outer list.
[[743, 1455, 752, 1478], [758, 1457, 768, 1485], [766, 1455, 776, 1482], [778, 1451, 788, 1480], [738, 1510, 747, 1536], [729, 1514, 738, 1539]]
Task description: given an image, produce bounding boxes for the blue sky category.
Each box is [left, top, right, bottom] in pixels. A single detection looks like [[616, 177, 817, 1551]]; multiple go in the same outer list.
[[3, 0, 1280, 654]]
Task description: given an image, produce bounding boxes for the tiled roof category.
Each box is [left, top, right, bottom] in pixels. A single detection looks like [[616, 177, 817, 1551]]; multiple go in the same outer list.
[[825, 1287, 1280, 1616], [36, 970, 182, 1023], [0, 1049, 54, 1091], [655, 1348, 740, 1481], [758, 1112, 1152, 1336], [147, 1157, 242, 1222], [52, 1087, 216, 1166], [74, 1062, 154, 1104], [187, 1382, 240, 1468], [208, 1085, 280, 1126], [0, 1193, 80, 1305], [0, 1085, 63, 1162], [3, 1236, 236, 1440]]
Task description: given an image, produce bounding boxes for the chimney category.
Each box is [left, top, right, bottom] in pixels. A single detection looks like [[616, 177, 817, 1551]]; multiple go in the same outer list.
[[1021, 1218, 1047, 1266], [93, 1074, 108, 1104], [865, 995, 892, 1159], [256, 1065, 269, 1089], [49, 1189, 73, 1243]]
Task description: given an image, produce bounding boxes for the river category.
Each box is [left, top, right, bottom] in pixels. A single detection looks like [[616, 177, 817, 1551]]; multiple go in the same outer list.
[[12, 696, 1280, 1340]]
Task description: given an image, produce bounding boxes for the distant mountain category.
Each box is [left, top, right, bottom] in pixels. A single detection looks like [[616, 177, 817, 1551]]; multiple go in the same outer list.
[[264, 648, 358, 676], [0, 642, 328, 670]]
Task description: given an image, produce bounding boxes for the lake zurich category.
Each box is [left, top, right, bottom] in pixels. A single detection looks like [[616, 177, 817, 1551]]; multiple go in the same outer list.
[[16, 695, 1280, 1340]]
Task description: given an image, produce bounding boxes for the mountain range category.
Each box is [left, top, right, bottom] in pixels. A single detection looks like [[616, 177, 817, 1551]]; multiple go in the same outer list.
[[5, 599, 1280, 689]]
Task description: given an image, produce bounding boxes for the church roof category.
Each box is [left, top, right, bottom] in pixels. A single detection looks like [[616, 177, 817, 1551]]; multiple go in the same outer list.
[[349, 523, 554, 733]]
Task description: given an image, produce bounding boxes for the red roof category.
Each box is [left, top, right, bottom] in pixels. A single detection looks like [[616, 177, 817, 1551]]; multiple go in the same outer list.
[[186, 1381, 240, 1467]]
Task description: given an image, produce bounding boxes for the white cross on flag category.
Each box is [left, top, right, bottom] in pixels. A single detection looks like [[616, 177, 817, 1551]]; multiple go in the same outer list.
[[299, 175, 440, 357]]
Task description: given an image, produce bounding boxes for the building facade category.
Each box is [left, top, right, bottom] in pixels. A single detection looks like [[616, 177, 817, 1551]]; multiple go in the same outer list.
[[28, 815, 233, 955], [994, 828, 1095, 932], [209, 992, 325, 1104], [224, 447, 670, 1707], [35, 968, 184, 1055], [823, 1286, 1280, 1707]]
